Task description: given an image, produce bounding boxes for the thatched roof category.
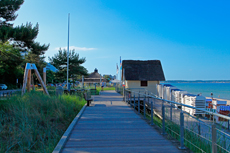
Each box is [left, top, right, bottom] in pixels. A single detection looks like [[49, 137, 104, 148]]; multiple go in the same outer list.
[[122, 60, 165, 81], [87, 68, 101, 78], [83, 68, 106, 83]]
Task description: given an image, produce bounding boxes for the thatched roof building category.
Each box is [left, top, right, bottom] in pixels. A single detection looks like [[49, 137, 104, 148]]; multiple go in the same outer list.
[[84, 68, 106, 83], [122, 60, 165, 81]]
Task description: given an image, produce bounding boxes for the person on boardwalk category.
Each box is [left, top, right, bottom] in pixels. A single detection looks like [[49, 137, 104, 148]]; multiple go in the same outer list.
[[101, 81, 105, 91]]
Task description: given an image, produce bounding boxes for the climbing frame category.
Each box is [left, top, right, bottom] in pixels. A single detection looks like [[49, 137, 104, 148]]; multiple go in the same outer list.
[[21, 63, 49, 96]]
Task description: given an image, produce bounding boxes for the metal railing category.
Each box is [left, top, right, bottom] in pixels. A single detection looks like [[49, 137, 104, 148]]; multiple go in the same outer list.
[[0, 91, 20, 99], [116, 85, 230, 153]]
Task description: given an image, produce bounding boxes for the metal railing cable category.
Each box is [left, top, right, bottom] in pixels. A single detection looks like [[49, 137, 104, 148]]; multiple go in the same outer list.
[[115, 86, 230, 153]]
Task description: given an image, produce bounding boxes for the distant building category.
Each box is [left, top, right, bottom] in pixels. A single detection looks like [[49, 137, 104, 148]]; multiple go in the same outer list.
[[84, 68, 106, 85], [121, 60, 165, 94], [46, 63, 58, 72]]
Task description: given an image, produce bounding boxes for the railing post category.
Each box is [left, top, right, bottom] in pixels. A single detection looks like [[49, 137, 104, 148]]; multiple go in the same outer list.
[[148, 92, 149, 104], [179, 111, 186, 149], [125, 90, 126, 103], [170, 104, 172, 121], [151, 99, 154, 125], [228, 117, 230, 130], [124, 89, 126, 102], [138, 92, 140, 114], [162, 102, 166, 135], [223, 133, 226, 150], [126, 91, 128, 103], [134, 94, 136, 109], [144, 96, 146, 118], [127, 92, 129, 104], [212, 124, 217, 153], [198, 123, 201, 135], [123, 86, 125, 96], [130, 92, 132, 106]]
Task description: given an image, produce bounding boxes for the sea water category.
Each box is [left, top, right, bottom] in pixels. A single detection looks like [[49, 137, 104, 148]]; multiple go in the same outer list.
[[168, 83, 230, 100]]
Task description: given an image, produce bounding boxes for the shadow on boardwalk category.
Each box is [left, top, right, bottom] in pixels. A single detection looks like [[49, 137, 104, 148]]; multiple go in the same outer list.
[[61, 90, 183, 153]]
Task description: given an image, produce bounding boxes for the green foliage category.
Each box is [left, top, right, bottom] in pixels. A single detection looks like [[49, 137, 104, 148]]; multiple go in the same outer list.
[[0, 0, 24, 26], [47, 70, 56, 83], [0, 42, 23, 85], [0, 91, 86, 152], [145, 111, 213, 153], [0, 1, 50, 86], [13, 22, 49, 55], [97, 86, 115, 91], [0, 25, 14, 42], [49, 48, 88, 82], [103, 75, 111, 82]]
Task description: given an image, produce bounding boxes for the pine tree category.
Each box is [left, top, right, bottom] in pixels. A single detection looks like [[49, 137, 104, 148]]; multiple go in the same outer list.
[[49, 48, 88, 82], [13, 22, 49, 55], [0, 0, 24, 26], [0, 0, 49, 56], [0, 0, 50, 85]]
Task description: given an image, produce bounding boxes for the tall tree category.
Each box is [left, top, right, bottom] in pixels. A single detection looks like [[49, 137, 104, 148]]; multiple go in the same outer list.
[[49, 48, 88, 82], [0, 0, 24, 26], [0, 0, 49, 79], [0, 42, 23, 86], [0, 0, 49, 56], [12, 22, 49, 55]]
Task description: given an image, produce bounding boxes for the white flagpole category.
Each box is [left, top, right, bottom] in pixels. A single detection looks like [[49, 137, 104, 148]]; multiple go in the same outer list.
[[116, 63, 118, 80], [67, 13, 70, 91]]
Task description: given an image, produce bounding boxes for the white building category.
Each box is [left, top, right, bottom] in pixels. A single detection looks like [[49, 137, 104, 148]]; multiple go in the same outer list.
[[121, 60, 165, 95]]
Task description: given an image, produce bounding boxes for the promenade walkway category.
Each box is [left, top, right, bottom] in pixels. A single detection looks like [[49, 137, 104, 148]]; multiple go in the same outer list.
[[61, 90, 182, 153]]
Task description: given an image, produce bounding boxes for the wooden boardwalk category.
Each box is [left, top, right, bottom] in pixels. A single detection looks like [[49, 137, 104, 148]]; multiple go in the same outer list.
[[61, 90, 182, 153]]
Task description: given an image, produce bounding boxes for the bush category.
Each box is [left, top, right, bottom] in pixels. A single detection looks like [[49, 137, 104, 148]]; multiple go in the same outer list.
[[0, 91, 86, 152]]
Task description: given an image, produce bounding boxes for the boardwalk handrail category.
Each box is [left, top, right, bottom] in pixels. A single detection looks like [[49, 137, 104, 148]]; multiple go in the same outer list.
[[116, 85, 230, 153], [126, 88, 230, 121]]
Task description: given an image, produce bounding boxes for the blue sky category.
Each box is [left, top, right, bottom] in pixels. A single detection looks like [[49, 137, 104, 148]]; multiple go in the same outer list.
[[13, 0, 230, 80]]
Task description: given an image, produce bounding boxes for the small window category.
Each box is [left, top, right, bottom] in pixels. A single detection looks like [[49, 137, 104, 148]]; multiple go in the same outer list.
[[141, 81, 148, 86]]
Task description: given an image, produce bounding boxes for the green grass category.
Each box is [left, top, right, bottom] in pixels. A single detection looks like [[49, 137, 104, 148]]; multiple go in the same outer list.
[[0, 91, 86, 152], [142, 108, 227, 153], [128, 99, 215, 153], [86, 86, 115, 95], [96, 86, 115, 91]]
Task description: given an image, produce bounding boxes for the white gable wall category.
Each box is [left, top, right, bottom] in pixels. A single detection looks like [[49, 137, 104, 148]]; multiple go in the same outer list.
[[125, 80, 159, 95]]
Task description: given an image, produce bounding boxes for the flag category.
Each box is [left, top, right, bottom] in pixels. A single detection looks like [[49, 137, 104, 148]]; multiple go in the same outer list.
[[116, 63, 119, 74], [120, 56, 122, 70]]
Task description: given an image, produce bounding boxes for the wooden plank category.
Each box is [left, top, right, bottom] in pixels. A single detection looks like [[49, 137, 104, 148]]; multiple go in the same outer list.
[[21, 69, 29, 96], [43, 68, 46, 86], [26, 69, 31, 92], [31, 73, 35, 91], [34, 68, 49, 95], [52, 104, 87, 153], [59, 91, 182, 153], [62, 146, 181, 153]]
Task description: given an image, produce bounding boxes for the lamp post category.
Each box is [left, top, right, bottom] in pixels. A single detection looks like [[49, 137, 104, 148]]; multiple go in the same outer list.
[[67, 13, 70, 91]]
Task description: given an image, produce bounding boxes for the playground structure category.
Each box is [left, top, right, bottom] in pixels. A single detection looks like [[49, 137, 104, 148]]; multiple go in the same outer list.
[[21, 63, 49, 96]]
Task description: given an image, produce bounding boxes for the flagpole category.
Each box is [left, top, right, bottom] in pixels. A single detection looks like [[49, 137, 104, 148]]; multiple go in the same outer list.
[[67, 13, 70, 91], [120, 56, 121, 82], [116, 63, 118, 80]]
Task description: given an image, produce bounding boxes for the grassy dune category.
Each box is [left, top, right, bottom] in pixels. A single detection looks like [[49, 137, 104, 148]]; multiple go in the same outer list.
[[0, 91, 86, 152]]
